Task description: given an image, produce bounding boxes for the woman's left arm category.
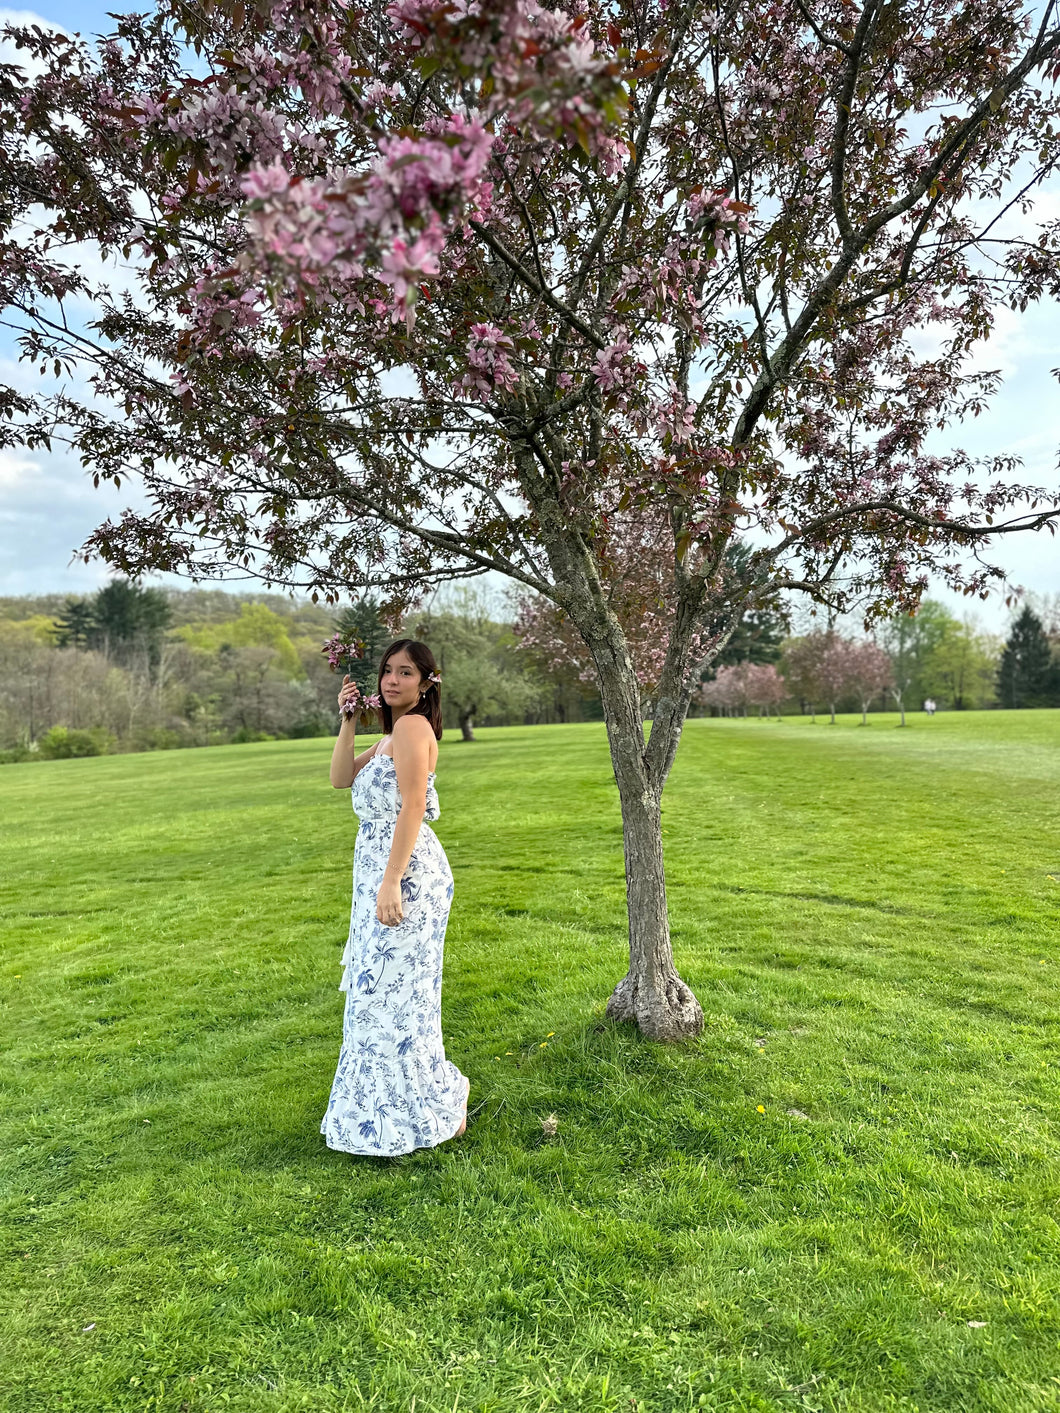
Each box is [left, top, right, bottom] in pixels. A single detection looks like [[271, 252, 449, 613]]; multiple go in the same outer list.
[[376, 715, 432, 928]]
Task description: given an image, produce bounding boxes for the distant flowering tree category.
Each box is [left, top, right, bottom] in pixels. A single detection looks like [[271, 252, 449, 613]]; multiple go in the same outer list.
[[698, 663, 744, 715], [697, 661, 786, 717], [782, 632, 827, 721], [782, 630, 855, 722], [784, 632, 890, 722], [814, 634, 861, 724], [3, 0, 1060, 1037], [846, 640, 893, 724], [747, 663, 787, 719]]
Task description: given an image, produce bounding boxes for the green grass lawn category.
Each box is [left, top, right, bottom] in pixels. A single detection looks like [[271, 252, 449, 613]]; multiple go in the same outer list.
[[2, 711, 1059, 1413]]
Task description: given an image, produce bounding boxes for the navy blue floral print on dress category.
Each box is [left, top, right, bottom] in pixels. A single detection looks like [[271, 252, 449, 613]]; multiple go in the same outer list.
[[320, 752, 469, 1156]]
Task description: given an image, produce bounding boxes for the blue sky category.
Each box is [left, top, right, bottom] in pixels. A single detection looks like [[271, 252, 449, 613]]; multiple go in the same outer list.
[[1, 1, 1058, 633]]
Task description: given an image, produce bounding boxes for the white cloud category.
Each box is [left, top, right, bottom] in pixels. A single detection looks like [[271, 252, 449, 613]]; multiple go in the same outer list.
[[0, 444, 189, 596], [0, 9, 70, 74]]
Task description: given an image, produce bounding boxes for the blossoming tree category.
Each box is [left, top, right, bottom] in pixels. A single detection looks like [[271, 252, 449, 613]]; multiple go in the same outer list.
[[697, 661, 786, 717], [847, 640, 894, 724], [3, 0, 1060, 1038]]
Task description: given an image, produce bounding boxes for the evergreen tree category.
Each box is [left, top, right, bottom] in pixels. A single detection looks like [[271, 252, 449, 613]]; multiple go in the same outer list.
[[90, 579, 172, 668], [54, 597, 97, 649], [996, 607, 1059, 708], [335, 598, 391, 693], [705, 544, 788, 674], [714, 606, 787, 668]]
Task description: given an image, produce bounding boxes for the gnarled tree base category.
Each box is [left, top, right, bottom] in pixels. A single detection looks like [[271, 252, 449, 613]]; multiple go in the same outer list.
[[606, 969, 704, 1042]]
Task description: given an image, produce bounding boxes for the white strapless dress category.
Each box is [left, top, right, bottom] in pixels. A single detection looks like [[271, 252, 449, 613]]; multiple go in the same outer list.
[[320, 752, 468, 1156]]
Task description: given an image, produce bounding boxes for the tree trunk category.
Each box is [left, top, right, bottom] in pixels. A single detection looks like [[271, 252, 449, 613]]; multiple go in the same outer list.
[[594, 653, 704, 1042], [459, 710, 475, 741], [530, 499, 705, 1042]]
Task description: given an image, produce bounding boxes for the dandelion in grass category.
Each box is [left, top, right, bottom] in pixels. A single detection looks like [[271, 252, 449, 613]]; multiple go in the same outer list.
[[756, 1105, 765, 1113]]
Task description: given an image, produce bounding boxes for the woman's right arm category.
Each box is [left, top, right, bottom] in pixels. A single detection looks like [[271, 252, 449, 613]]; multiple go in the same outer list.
[[329, 675, 375, 788]]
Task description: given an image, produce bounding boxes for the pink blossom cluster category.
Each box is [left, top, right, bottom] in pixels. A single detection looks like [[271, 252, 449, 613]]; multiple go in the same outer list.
[[321, 632, 366, 670], [686, 189, 750, 259], [386, 0, 621, 168], [653, 386, 697, 444], [387, 0, 609, 107], [616, 446, 741, 543], [338, 684, 384, 720], [164, 88, 289, 177], [455, 322, 519, 401], [608, 189, 752, 331], [321, 633, 381, 719], [190, 283, 264, 343], [262, 0, 358, 113], [238, 114, 495, 321], [591, 332, 645, 403]]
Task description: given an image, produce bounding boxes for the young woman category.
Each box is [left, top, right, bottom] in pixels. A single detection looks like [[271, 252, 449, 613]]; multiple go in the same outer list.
[[320, 639, 469, 1156]]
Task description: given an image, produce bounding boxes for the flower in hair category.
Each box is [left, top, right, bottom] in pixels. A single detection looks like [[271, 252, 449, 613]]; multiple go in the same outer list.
[[428, 671, 442, 686]]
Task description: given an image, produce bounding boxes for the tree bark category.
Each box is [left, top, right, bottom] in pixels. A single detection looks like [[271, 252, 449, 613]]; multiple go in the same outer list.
[[604, 775, 704, 1041], [459, 710, 475, 741], [594, 650, 704, 1042]]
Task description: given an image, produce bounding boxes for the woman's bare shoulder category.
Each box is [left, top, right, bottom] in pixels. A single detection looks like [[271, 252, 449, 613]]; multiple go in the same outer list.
[[393, 712, 434, 739]]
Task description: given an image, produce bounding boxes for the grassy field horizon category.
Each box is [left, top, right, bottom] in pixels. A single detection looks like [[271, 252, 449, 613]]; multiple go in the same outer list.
[[2, 710, 1059, 1412]]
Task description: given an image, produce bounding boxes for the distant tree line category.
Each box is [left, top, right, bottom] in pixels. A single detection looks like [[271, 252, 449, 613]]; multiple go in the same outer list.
[[1, 582, 1058, 762], [53, 579, 172, 667], [0, 580, 588, 760], [695, 598, 1060, 723]]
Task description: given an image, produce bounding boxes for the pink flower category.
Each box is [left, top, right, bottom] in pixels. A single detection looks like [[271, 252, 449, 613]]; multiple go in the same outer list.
[[591, 334, 633, 391], [377, 228, 445, 312], [455, 321, 518, 400]]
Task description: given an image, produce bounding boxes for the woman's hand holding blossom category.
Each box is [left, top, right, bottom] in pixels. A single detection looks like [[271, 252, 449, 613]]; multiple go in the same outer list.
[[337, 673, 359, 719]]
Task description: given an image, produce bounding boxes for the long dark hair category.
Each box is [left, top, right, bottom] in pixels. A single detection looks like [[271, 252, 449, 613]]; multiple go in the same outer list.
[[377, 639, 443, 740]]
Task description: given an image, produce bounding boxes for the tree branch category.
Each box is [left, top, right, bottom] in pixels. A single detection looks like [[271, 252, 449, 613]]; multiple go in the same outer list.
[[467, 221, 605, 350]]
